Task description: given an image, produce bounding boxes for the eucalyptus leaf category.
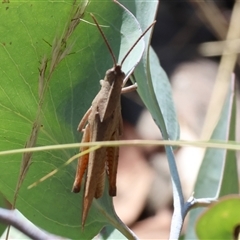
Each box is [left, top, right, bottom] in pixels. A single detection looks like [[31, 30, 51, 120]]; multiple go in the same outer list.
[[0, 0, 157, 238], [96, 225, 127, 240], [124, 0, 179, 141], [196, 195, 240, 239], [185, 78, 238, 239]]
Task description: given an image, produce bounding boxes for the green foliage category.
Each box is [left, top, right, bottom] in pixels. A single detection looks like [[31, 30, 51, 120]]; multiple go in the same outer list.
[[97, 225, 126, 240], [3, 0, 239, 239], [0, 0, 175, 239], [196, 195, 240, 239], [185, 80, 239, 239], [125, 1, 179, 141]]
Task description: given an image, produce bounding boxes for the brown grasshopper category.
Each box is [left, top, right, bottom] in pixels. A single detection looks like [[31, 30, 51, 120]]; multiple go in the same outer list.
[[72, 14, 155, 227]]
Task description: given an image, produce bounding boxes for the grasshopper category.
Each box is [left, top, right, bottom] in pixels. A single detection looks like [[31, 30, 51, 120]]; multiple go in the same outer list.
[[72, 13, 155, 227]]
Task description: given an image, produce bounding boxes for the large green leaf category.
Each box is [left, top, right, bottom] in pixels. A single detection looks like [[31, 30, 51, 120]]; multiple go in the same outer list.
[[124, 0, 179, 141], [196, 195, 240, 239], [0, 0, 157, 238], [97, 225, 128, 240], [185, 79, 239, 239]]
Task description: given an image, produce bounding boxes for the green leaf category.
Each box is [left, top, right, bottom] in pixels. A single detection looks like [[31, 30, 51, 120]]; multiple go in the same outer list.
[[185, 79, 239, 239], [149, 47, 180, 140], [97, 225, 127, 240], [134, 34, 179, 142], [124, 0, 179, 141], [0, 0, 157, 238], [196, 195, 240, 239]]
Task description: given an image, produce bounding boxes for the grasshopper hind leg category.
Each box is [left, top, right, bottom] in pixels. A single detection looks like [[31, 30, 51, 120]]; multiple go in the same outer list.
[[72, 124, 91, 193], [106, 129, 120, 197], [106, 146, 119, 196]]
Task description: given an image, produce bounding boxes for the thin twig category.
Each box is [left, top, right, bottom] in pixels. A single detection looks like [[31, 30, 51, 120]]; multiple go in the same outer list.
[[183, 196, 218, 216], [0, 208, 69, 240]]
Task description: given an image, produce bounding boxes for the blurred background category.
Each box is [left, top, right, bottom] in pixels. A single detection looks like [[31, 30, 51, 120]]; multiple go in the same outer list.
[[114, 1, 239, 239]]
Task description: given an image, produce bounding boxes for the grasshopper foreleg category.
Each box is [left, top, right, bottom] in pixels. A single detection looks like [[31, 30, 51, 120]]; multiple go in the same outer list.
[[121, 83, 137, 94]]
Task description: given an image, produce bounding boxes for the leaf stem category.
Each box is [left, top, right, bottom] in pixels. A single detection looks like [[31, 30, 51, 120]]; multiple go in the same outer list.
[[165, 146, 185, 239]]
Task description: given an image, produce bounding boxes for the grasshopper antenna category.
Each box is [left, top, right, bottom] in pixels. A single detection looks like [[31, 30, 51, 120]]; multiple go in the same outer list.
[[120, 21, 156, 66], [90, 13, 117, 67]]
